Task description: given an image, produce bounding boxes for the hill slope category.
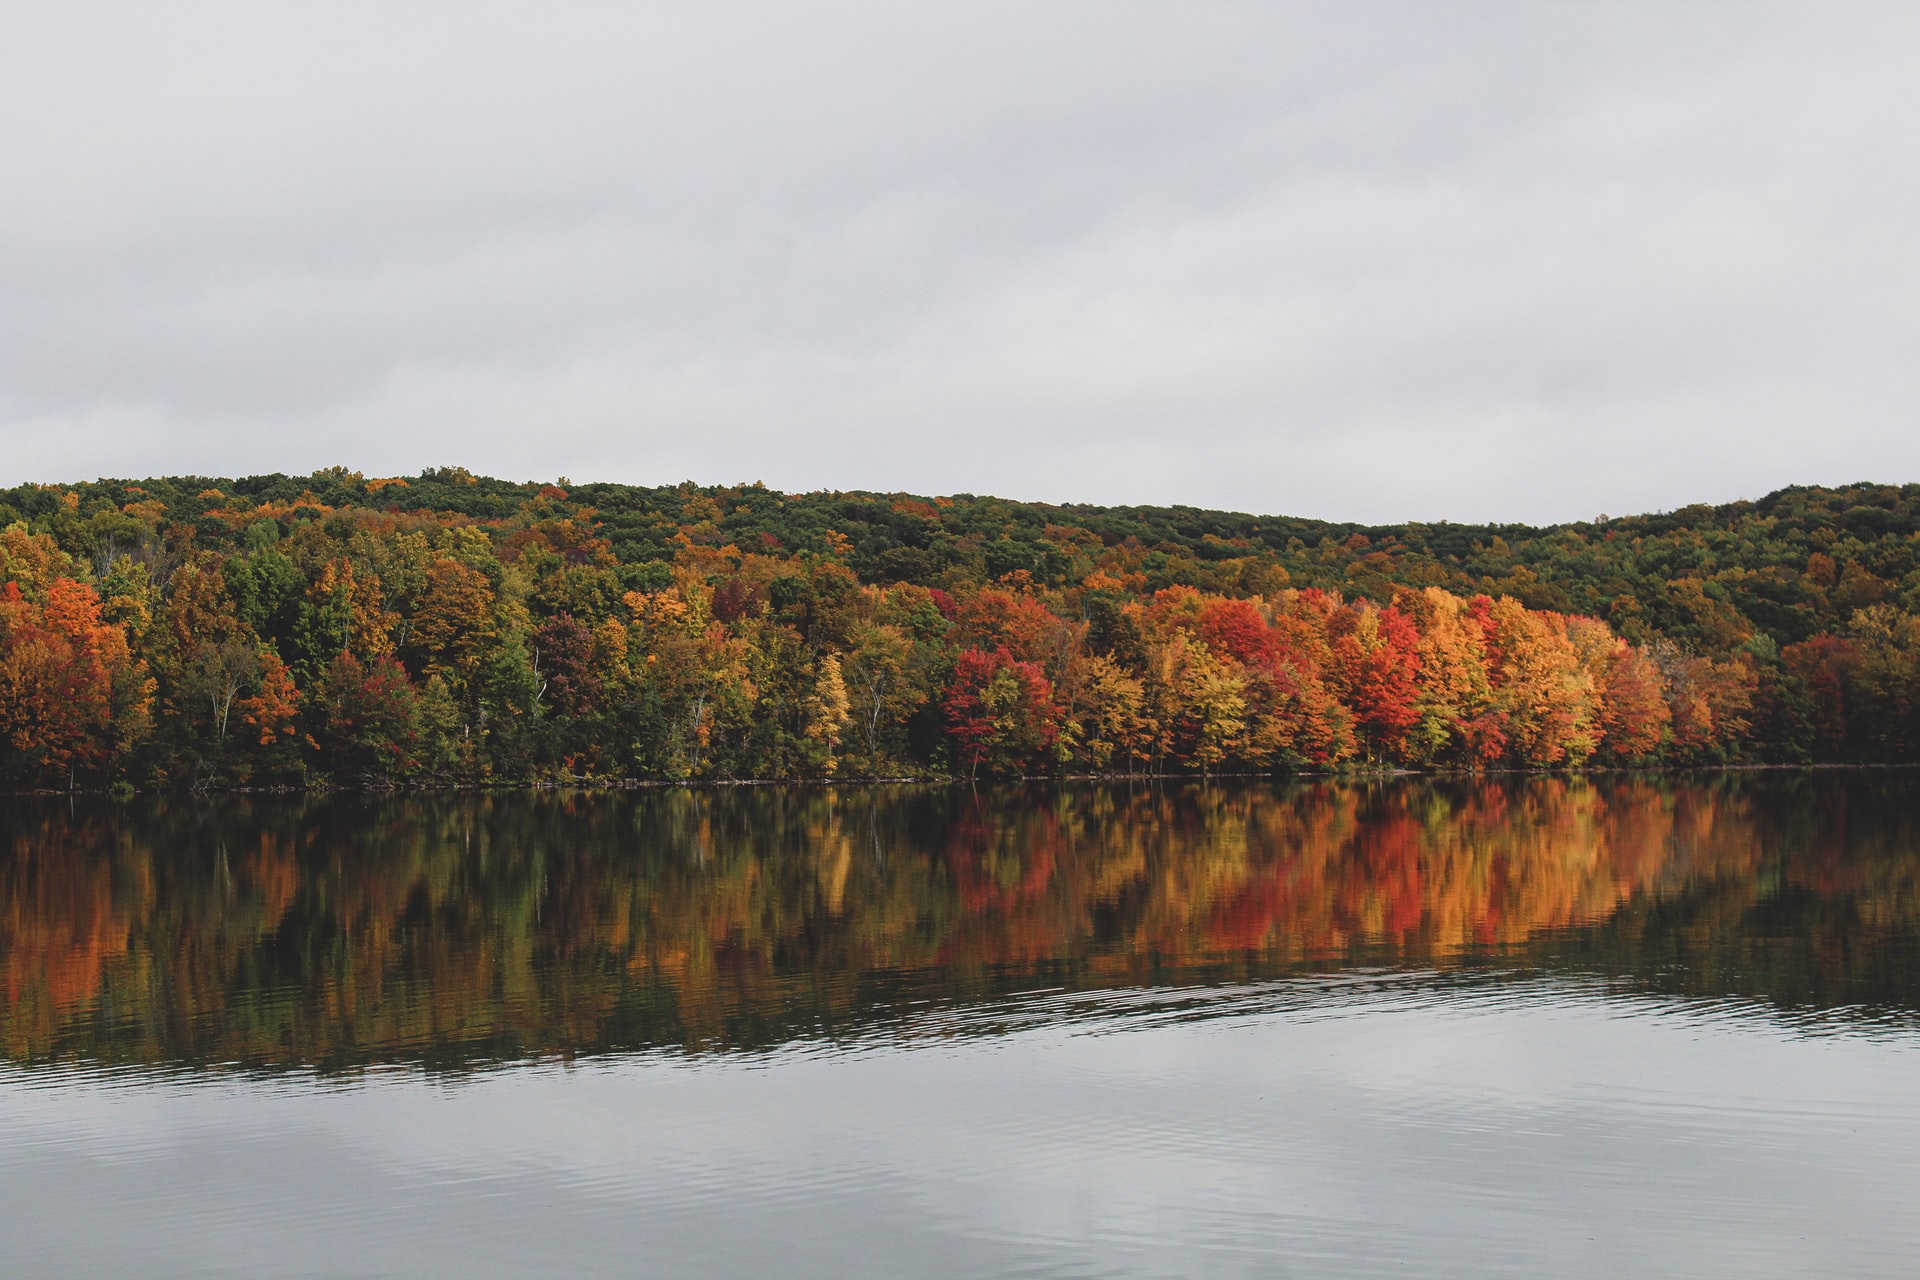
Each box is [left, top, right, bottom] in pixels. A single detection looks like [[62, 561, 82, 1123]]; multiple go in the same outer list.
[[1, 471, 1915, 786]]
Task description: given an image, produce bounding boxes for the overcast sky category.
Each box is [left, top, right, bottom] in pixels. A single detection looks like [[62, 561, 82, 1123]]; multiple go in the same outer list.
[[3, 2, 1917, 524]]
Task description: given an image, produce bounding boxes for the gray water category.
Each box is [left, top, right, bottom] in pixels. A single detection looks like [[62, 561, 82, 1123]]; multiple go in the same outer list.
[[4, 774, 1917, 1277]]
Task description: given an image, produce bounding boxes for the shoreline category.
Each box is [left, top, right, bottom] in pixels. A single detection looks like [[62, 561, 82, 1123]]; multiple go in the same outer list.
[[10, 759, 1917, 798]]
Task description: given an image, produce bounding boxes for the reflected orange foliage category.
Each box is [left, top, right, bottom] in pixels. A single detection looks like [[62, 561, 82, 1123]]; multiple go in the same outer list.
[[5, 777, 1913, 1068]]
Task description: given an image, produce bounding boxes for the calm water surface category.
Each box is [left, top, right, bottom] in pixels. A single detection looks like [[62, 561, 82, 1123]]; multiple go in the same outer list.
[[4, 774, 1919, 1277]]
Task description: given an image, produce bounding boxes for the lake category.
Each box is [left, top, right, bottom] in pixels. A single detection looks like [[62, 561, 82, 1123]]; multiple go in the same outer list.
[[4, 773, 1919, 1278]]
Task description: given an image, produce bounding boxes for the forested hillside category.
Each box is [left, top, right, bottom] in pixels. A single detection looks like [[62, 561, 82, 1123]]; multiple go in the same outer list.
[[1, 469, 1916, 788]]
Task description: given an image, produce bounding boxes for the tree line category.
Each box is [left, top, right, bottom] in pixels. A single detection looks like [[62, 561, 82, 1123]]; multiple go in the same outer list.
[[1, 470, 1916, 788]]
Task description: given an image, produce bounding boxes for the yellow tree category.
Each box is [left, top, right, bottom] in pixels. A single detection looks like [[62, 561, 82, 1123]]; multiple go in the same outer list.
[[803, 654, 853, 775], [839, 621, 925, 769], [406, 557, 497, 691], [1475, 596, 1599, 767], [1179, 646, 1248, 773], [1072, 653, 1154, 772], [309, 558, 398, 661], [1394, 587, 1497, 765]]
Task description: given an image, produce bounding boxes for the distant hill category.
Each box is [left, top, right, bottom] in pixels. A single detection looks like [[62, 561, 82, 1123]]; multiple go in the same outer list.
[[10, 470, 1914, 648], [1, 470, 1915, 787]]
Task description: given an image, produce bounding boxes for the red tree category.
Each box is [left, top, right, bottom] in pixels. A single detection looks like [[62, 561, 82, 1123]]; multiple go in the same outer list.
[[318, 652, 421, 781], [1784, 634, 1859, 758], [942, 646, 1061, 778], [1198, 598, 1278, 669], [1328, 602, 1422, 761]]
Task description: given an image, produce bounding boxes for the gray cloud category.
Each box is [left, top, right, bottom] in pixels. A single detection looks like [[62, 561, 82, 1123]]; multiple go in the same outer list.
[[3, 1, 1917, 522]]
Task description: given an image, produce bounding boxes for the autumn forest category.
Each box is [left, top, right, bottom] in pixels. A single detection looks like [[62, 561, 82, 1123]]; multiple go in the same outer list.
[[2, 470, 1917, 790]]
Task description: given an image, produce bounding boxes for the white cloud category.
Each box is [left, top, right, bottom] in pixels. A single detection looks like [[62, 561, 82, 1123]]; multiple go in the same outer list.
[[3, 1, 1918, 522]]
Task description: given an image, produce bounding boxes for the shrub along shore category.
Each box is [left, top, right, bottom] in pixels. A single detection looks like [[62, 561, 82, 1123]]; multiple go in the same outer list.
[[2, 470, 1916, 790]]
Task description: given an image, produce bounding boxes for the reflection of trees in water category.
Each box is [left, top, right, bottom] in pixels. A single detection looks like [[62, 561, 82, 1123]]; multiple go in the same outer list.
[[3, 773, 1918, 1069]]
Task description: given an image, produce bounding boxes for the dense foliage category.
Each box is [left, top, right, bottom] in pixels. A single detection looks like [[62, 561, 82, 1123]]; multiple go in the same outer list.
[[1, 469, 1916, 788]]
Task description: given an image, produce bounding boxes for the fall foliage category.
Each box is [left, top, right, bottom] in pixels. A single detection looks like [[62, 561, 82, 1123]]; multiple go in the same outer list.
[[0, 470, 1916, 787]]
